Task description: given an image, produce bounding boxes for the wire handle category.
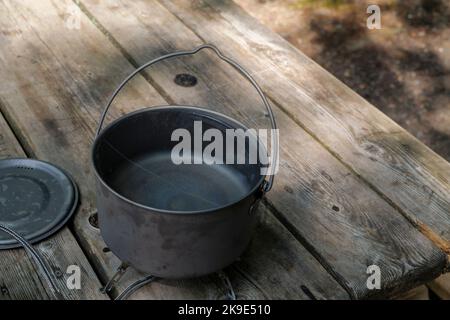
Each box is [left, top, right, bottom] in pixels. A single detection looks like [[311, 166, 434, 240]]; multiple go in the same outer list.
[[0, 224, 63, 300], [96, 44, 277, 192]]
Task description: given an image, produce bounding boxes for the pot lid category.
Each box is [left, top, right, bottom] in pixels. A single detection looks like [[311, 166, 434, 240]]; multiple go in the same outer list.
[[0, 158, 78, 249]]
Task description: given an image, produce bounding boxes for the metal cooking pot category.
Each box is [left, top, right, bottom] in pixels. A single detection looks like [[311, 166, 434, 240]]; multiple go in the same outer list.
[[92, 44, 278, 279]]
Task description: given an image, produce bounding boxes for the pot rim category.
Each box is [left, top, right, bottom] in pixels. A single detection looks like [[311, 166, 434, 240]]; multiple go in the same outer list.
[[91, 105, 268, 215]]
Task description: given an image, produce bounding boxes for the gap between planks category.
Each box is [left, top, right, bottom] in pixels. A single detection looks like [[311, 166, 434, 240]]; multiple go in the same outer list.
[[73, 0, 176, 105]]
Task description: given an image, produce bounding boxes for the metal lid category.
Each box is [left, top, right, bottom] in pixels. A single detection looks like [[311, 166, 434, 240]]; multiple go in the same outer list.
[[0, 158, 78, 249]]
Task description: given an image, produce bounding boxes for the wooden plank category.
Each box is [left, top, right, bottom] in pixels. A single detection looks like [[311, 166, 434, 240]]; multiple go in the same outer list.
[[393, 285, 429, 300], [428, 274, 450, 300], [0, 112, 105, 300], [0, 113, 24, 157], [228, 207, 347, 299], [0, 0, 349, 299], [157, 0, 450, 252], [75, 0, 446, 298]]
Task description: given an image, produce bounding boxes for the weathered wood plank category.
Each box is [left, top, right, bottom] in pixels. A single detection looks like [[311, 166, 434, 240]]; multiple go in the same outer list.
[[158, 0, 450, 252], [228, 207, 347, 299], [76, 0, 446, 298], [0, 0, 349, 299], [0, 113, 24, 157], [428, 274, 450, 300], [0, 111, 105, 300], [393, 285, 429, 300]]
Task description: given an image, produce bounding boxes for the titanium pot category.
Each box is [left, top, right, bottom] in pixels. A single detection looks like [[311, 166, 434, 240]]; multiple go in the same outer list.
[[92, 44, 278, 279]]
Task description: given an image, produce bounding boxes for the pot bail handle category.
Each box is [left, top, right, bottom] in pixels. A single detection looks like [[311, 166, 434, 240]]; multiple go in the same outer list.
[[96, 44, 278, 192]]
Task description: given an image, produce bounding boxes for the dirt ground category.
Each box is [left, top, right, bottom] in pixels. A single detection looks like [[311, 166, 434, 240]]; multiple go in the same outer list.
[[235, 0, 450, 161]]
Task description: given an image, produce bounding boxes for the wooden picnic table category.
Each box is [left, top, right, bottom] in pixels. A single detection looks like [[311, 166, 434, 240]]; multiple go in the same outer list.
[[0, 0, 449, 300]]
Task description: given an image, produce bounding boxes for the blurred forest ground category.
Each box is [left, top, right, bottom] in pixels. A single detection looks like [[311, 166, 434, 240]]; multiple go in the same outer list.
[[236, 0, 450, 160]]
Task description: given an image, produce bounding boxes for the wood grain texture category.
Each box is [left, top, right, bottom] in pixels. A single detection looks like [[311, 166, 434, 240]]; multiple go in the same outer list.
[[0, 114, 24, 157], [393, 285, 429, 300], [428, 274, 450, 300], [0, 112, 105, 300], [0, 0, 349, 299], [157, 0, 450, 251], [75, 0, 446, 298], [229, 206, 347, 299]]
